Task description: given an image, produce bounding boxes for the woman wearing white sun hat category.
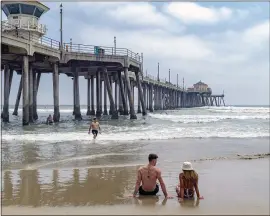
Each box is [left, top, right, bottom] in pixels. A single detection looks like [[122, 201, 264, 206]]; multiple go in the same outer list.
[[176, 162, 204, 201]]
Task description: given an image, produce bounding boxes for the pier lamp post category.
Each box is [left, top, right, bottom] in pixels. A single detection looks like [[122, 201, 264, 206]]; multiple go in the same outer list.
[[157, 63, 160, 82], [114, 36, 116, 55], [60, 3, 63, 49], [169, 69, 170, 83]]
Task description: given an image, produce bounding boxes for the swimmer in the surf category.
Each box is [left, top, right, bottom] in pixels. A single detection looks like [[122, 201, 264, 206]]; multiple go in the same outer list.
[[132, 153, 172, 199], [46, 114, 53, 124], [88, 117, 101, 139], [176, 161, 204, 202]]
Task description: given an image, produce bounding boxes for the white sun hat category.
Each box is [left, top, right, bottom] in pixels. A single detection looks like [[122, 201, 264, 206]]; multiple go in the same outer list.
[[182, 161, 194, 171]]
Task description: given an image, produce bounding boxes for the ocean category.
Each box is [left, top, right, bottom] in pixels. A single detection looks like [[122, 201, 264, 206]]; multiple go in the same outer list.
[[1, 105, 269, 214]]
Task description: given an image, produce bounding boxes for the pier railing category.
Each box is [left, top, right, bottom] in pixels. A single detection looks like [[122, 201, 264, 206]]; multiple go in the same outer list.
[[63, 43, 142, 62]]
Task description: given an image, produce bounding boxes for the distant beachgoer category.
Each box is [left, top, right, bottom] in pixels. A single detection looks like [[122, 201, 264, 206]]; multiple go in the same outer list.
[[88, 117, 101, 139], [132, 153, 172, 198], [176, 161, 204, 201], [46, 114, 53, 124]]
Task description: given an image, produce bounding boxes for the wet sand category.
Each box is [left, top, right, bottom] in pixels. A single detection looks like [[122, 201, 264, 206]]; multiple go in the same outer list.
[[2, 157, 269, 215]]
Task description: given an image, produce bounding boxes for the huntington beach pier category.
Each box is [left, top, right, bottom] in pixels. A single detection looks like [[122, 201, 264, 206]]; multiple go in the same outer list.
[[1, 1, 225, 125]]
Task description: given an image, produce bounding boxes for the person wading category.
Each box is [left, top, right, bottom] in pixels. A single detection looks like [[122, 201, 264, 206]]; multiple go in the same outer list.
[[132, 153, 172, 198], [88, 117, 101, 139], [176, 161, 204, 202], [46, 114, 53, 124]]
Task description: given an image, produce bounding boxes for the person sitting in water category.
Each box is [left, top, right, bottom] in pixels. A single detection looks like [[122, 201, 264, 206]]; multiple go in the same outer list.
[[46, 114, 53, 124], [88, 117, 101, 139], [132, 153, 172, 198], [176, 161, 204, 201]]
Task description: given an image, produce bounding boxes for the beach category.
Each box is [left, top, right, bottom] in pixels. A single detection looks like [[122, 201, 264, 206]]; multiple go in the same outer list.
[[1, 106, 270, 215]]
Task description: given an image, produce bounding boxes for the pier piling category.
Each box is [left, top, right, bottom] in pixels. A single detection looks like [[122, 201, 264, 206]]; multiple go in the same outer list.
[[86, 77, 91, 115], [103, 68, 118, 119], [3, 65, 10, 122], [135, 71, 146, 115], [74, 68, 82, 120], [22, 56, 29, 125], [124, 68, 137, 119], [114, 75, 118, 112], [103, 73, 108, 115], [53, 63, 60, 122], [13, 76, 22, 116], [29, 65, 34, 123], [96, 70, 102, 118], [90, 75, 95, 115], [33, 72, 40, 120], [118, 71, 128, 116]]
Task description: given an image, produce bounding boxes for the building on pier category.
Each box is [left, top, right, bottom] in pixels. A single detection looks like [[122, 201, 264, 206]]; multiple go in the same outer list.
[[1, 1, 226, 125], [2, 1, 48, 40]]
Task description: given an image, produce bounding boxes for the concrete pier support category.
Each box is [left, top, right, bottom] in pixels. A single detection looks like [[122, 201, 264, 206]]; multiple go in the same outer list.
[[124, 68, 137, 119], [118, 80, 124, 115], [118, 71, 129, 116], [53, 63, 60, 122], [86, 77, 91, 115], [74, 68, 82, 120], [90, 75, 95, 115], [96, 71, 102, 117], [100, 79, 103, 114], [137, 87, 141, 114], [22, 56, 29, 125], [135, 71, 146, 115], [124, 82, 129, 111], [109, 76, 113, 115], [13, 76, 22, 116], [130, 81, 134, 109], [2, 65, 10, 122], [102, 68, 118, 119], [103, 73, 108, 115], [72, 78, 75, 115], [33, 72, 41, 120], [114, 76, 118, 112], [143, 84, 147, 110], [29, 65, 34, 123], [149, 85, 153, 112]]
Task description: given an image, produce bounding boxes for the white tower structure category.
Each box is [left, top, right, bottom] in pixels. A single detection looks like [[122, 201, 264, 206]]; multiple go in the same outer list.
[[1, 1, 49, 41]]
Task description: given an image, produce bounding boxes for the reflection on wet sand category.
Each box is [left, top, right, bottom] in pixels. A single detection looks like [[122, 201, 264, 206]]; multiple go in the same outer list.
[[179, 199, 200, 208], [2, 167, 142, 207]]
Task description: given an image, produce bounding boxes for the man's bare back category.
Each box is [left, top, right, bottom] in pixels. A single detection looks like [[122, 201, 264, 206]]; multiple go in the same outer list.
[[138, 165, 160, 191], [132, 154, 171, 198]]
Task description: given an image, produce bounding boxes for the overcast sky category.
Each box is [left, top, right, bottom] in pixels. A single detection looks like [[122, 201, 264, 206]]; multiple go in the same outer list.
[[1, 2, 269, 106]]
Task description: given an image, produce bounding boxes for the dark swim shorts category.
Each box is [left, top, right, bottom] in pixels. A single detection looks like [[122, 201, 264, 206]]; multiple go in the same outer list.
[[139, 184, 159, 196], [92, 130, 98, 136]]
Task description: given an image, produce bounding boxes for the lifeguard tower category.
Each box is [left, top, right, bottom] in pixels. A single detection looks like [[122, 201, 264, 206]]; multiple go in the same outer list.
[[1, 1, 49, 41]]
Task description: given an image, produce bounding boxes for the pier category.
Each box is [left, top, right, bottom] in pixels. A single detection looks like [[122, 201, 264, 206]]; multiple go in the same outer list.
[[1, 1, 225, 125]]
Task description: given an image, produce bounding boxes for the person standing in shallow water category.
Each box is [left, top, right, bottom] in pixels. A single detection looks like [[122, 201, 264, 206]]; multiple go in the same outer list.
[[88, 117, 101, 139], [46, 114, 53, 124], [176, 161, 204, 201], [132, 153, 172, 198]]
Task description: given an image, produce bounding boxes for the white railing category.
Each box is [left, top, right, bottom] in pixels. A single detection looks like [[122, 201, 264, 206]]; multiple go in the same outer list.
[[1, 20, 47, 35]]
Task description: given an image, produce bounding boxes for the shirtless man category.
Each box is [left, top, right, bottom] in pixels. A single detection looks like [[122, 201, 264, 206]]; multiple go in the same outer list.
[[132, 153, 171, 198], [46, 114, 53, 124], [88, 117, 101, 139]]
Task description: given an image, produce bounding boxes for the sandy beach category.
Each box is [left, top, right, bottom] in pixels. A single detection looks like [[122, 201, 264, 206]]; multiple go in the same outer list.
[[2, 156, 269, 215]]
